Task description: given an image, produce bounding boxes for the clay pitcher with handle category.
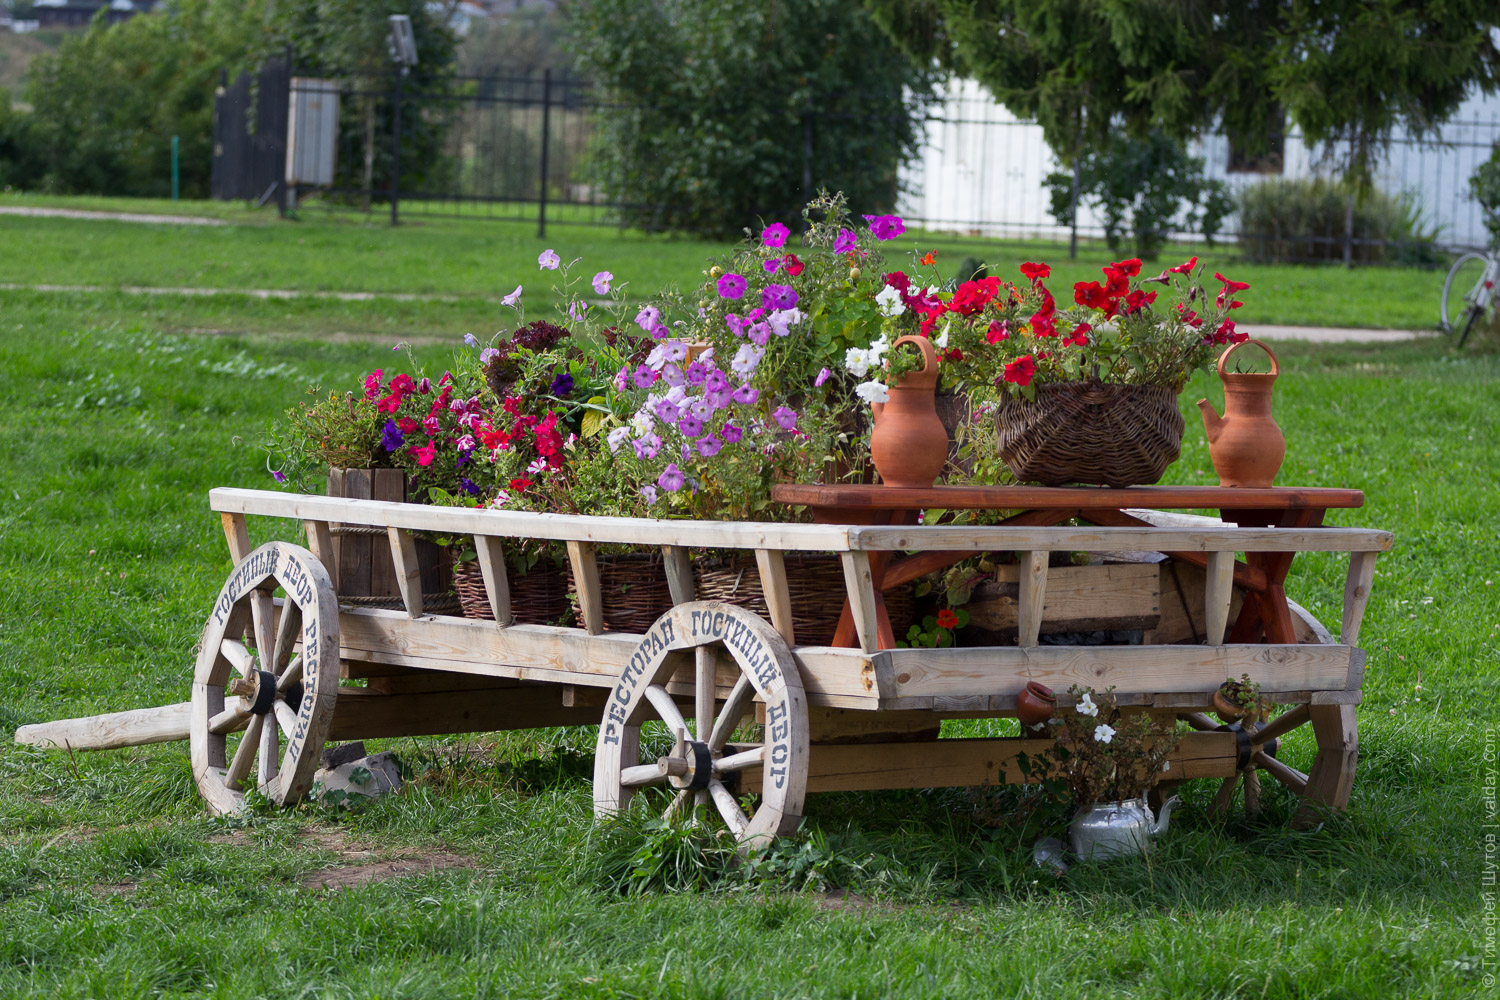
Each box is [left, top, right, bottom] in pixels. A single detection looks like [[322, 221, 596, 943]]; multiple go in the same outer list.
[[869, 335, 948, 488], [1197, 339, 1285, 488]]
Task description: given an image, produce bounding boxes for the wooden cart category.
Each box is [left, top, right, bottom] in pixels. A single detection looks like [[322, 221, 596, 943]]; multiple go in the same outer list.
[[16, 486, 1392, 848]]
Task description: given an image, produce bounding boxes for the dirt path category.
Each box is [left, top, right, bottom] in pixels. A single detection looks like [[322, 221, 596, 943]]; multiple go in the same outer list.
[[0, 206, 230, 226]]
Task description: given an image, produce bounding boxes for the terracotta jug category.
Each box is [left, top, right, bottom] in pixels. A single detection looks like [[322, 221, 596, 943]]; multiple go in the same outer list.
[[1197, 339, 1285, 488], [869, 335, 948, 488]]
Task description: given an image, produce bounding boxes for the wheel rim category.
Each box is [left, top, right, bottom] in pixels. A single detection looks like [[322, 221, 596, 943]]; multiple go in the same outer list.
[[594, 602, 807, 851], [190, 542, 340, 815]]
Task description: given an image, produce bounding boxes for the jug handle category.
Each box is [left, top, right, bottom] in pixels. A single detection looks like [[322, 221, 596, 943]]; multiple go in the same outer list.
[[892, 334, 940, 384], [1218, 338, 1279, 378]]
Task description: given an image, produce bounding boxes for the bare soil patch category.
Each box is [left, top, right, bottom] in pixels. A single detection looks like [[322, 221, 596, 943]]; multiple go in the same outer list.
[[301, 850, 476, 891]]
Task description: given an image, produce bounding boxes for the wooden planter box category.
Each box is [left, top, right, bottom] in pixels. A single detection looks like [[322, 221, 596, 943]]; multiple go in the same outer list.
[[326, 468, 452, 603]]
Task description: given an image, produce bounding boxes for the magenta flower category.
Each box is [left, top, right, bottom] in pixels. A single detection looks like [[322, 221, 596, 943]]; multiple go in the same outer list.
[[615, 366, 630, 391], [863, 214, 906, 240], [634, 433, 662, 459], [684, 362, 708, 386], [762, 258, 781, 274], [748, 322, 771, 347], [731, 385, 759, 405], [633, 366, 659, 389], [772, 406, 798, 431], [568, 299, 589, 322], [761, 284, 798, 312], [761, 222, 790, 248], [696, 434, 723, 457], [272, 469, 287, 483], [592, 271, 613, 294], [814, 367, 832, 387], [706, 387, 733, 409], [658, 463, 686, 492], [834, 228, 857, 254], [635, 305, 660, 331], [678, 413, 704, 438], [417, 377, 431, 394], [654, 398, 681, 424], [538, 249, 560, 270], [716, 273, 748, 300], [721, 422, 743, 444], [704, 370, 729, 393], [725, 313, 745, 337]]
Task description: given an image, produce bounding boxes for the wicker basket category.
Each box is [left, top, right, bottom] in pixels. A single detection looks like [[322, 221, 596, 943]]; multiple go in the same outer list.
[[694, 554, 916, 646], [994, 381, 1185, 487], [453, 559, 571, 624], [565, 552, 677, 634]]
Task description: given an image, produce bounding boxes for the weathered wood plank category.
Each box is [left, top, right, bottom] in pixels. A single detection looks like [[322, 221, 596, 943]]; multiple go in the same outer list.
[[839, 551, 880, 653], [771, 483, 1365, 511], [1015, 551, 1049, 647], [15, 703, 192, 750], [753, 549, 796, 646], [327, 686, 603, 740], [336, 470, 374, 596], [974, 562, 1160, 635], [1204, 550, 1235, 645], [473, 535, 512, 626], [845, 524, 1393, 554], [566, 540, 603, 635], [386, 526, 424, 617], [661, 546, 695, 606], [1342, 550, 1378, 646], [304, 520, 337, 589]]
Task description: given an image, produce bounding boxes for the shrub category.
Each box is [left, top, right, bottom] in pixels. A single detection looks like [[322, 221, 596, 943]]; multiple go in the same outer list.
[[1235, 178, 1440, 265], [1471, 139, 1500, 247]]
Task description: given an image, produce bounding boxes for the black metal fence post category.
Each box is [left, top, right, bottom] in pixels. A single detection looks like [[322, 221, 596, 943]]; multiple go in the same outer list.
[[390, 70, 403, 226], [802, 103, 813, 216], [538, 68, 552, 239], [1068, 157, 1080, 260]]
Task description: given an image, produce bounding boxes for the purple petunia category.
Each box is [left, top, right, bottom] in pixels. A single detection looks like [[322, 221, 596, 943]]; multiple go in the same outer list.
[[272, 469, 287, 483], [725, 313, 745, 337], [689, 399, 714, 421], [633, 366, 659, 389], [834, 228, 857, 254], [815, 367, 832, 387], [761, 222, 790, 248], [761, 284, 798, 312], [635, 305, 660, 331], [461, 477, 481, 496], [716, 273, 748, 300], [747, 322, 771, 347], [696, 434, 723, 457], [677, 413, 704, 438], [731, 385, 759, 405], [654, 399, 681, 424], [658, 463, 686, 492], [550, 373, 574, 397], [684, 361, 708, 386], [661, 364, 685, 388], [634, 433, 662, 459], [772, 406, 798, 431], [721, 422, 743, 444], [381, 419, 404, 451], [592, 271, 613, 294], [762, 258, 781, 274], [863, 214, 906, 240], [538, 249, 560, 270], [704, 370, 729, 393]]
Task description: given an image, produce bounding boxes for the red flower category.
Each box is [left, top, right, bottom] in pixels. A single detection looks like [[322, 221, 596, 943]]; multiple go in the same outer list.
[[502, 396, 522, 416], [389, 373, 416, 397], [1168, 256, 1198, 274], [936, 608, 960, 630], [921, 251, 937, 266], [1019, 261, 1051, 282], [1210, 319, 1247, 345], [397, 417, 420, 434], [363, 369, 384, 401], [1074, 280, 1112, 311], [1113, 258, 1143, 279], [1122, 289, 1158, 315], [1214, 272, 1251, 310], [783, 253, 804, 277], [985, 319, 1010, 343], [942, 348, 964, 361], [1176, 303, 1203, 329], [947, 277, 1001, 316], [1030, 311, 1057, 338], [1003, 354, 1037, 387], [411, 442, 437, 467], [1063, 322, 1092, 347], [508, 477, 534, 492], [882, 271, 911, 293], [375, 394, 401, 414]]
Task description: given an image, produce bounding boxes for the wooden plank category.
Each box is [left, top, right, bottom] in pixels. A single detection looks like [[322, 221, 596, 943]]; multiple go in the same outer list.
[[327, 686, 603, 740], [303, 519, 337, 590], [15, 702, 192, 750], [331, 605, 883, 708], [874, 644, 1359, 703], [770, 483, 1366, 511], [1341, 550, 1378, 646], [326, 468, 346, 575], [337, 470, 374, 597], [211, 488, 857, 552], [220, 511, 252, 562], [1015, 550, 1048, 647], [1296, 703, 1358, 827], [845, 524, 1393, 554], [1251, 703, 1311, 745], [370, 469, 406, 599], [473, 535, 512, 626], [839, 551, 880, 653], [1085, 507, 1269, 591], [739, 731, 1238, 794], [661, 545, 696, 605], [971, 562, 1160, 636], [753, 548, 795, 646], [1204, 550, 1235, 645], [566, 540, 603, 635], [386, 526, 424, 618]]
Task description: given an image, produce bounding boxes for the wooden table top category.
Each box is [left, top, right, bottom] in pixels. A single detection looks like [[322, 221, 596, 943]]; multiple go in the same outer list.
[[770, 484, 1365, 511]]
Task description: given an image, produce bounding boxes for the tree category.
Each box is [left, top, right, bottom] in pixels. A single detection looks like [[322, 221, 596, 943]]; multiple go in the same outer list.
[[864, 0, 1500, 189], [569, 0, 938, 236]]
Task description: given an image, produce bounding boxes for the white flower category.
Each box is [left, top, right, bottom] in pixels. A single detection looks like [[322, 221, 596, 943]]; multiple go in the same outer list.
[[1093, 723, 1116, 744], [844, 347, 872, 377], [630, 409, 655, 436], [661, 340, 689, 363], [664, 384, 688, 405], [875, 284, 906, 317], [697, 348, 715, 366], [925, 285, 940, 297], [1076, 693, 1098, 717], [854, 379, 890, 404], [767, 308, 804, 337], [606, 426, 632, 453], [868, 334, 890, 362], [527, 458, 549, 474], [935, 321, 951, 349], [645, 345, 667, 370], [731, 344, 765, 378], [489, 490, 510, 508]]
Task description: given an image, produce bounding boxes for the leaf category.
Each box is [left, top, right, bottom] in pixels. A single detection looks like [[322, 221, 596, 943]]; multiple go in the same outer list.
[[582, 410, 604, 438]]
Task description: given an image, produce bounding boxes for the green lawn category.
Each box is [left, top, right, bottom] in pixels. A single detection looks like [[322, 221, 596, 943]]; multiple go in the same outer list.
[[0, 278, 1496, 996], [0, 195, 1455, 335]]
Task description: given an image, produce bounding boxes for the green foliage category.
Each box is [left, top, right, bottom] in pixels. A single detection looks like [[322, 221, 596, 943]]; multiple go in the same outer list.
[[570, 0, 938, 236], [1043, 130, 1232, 260], [1471, 140, 1500, 247], [1235, 178, 1440, 266], [866, 0, 1500, 190], [16, 0, 262, 197]]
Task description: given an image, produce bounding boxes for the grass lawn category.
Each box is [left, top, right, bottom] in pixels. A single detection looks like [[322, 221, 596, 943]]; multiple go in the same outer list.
[[0, 195, 1456, 335], [0, 274, 1496, 996]]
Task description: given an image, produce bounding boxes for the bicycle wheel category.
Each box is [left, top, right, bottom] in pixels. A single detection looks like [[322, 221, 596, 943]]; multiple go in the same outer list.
[[1457, 305, 1481, 348], [1441, 252, 1489, 331]]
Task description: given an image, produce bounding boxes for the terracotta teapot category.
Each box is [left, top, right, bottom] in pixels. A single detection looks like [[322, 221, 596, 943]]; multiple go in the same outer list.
[[1197, 339, 1285, 488], [869, 335, 948, 488]]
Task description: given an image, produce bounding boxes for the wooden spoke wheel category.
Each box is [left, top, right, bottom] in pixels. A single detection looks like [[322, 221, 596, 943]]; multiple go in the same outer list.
[[190, 542, 340, 815], [594, 602, 808, 852]]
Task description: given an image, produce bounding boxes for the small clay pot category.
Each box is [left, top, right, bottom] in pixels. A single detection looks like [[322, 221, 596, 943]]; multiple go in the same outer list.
[[1016, 681, 1058, 729], [1212, 685, 1245, 723]]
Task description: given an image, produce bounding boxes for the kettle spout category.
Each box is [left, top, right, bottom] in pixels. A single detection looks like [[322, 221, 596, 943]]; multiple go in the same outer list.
[[1150, 795, 1181, 838], [1197, 398, 1224, 443]]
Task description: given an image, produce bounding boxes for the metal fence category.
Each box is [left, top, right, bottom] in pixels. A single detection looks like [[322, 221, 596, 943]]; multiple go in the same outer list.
[[215, 62, 1498, 259]]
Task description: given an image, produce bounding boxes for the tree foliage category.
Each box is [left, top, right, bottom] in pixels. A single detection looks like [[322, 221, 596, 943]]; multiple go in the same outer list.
[[570, 0, 938, 237], [864, 0, 1500, 187]]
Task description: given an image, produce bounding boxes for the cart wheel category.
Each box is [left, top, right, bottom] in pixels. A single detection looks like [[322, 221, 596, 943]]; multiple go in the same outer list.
[[190, 542, 340, 815], [594, 601, 808, 852]]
